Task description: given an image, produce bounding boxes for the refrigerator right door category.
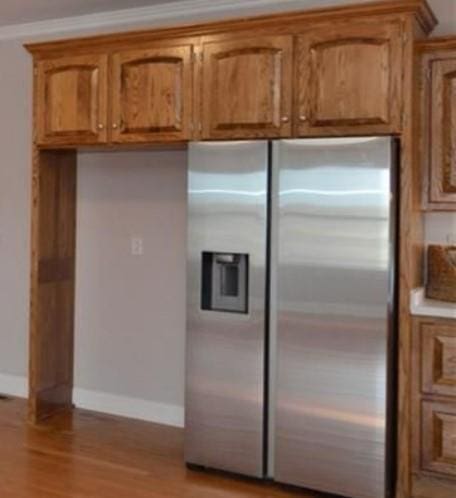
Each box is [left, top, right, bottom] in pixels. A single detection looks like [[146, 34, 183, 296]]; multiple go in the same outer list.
[[274, 137, 397, 498]]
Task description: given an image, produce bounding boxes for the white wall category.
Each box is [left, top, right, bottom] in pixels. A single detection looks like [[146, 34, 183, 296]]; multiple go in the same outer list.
[[1, 0, 456, 425]]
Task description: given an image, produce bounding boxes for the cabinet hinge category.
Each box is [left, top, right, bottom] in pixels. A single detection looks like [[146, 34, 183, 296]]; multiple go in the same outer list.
[[402, 32, 408, 44]]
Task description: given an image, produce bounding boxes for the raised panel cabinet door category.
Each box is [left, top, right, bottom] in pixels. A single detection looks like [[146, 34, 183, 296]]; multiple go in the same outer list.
[[421, 321, 456, 397], [36, 54, 108, 145], [201, 36, 293, 139], [296, 20, 403, 135], [422, 401, 456, 478], [428, 58, 456, 206], [111, 45, 193, 143]]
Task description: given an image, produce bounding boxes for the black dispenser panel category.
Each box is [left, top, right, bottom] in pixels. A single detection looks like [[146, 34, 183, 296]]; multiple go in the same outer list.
[[201, 252, 249, 314]]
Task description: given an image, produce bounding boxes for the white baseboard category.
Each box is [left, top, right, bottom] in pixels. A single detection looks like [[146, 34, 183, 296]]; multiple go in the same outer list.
[[0, 373, 28, 398], [0, 373, 184, 428], [73, 388, 184, 428]]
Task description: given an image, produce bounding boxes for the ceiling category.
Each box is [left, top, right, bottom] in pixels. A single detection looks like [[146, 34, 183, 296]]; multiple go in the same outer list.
[[0, 0, 178, 26], [0, 0, 453, 35]]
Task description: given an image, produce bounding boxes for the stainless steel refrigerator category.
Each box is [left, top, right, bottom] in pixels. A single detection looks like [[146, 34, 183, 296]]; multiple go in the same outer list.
[[185, 138, 397, 498]]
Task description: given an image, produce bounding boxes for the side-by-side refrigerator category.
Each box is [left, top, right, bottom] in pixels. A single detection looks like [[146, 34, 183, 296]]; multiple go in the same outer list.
[[185, 138, 397, 498]]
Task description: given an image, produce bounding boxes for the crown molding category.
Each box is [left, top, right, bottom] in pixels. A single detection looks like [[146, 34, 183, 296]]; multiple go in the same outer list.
[[0, 0, 341, 42], [0, 0, 437, 44]]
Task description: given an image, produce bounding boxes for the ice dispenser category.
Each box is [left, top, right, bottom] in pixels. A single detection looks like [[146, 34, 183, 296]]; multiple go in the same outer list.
[[201, 252, 249, 313]]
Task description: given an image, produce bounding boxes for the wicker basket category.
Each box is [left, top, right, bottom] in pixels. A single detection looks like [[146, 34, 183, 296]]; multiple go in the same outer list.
[[426, 245, 456, 303]]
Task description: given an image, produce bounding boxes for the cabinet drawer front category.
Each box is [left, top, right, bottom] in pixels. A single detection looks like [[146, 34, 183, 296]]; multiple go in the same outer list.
[[201, 35, 293, 139], [422, 401, 456, 477], [111, 45, 193, 143], [422, 322, 456, 397], [296, 20, 403, 136], [36, 54, 108, 145], [428, 58, 456, 205]]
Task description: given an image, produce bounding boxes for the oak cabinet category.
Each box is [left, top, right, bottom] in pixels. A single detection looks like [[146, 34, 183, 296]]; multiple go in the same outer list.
[[111, 45, 193, 143], [413, 318, 456, 486], [296, 20, 403, 136], [421, 321, 456, 397], [201, 36, 293, 139], [34, 23, 408, 145], [36, 46, 193, 146], [422, 401, 456, 477], [423, 57, 456, 208], [36, 54, 108, 145]]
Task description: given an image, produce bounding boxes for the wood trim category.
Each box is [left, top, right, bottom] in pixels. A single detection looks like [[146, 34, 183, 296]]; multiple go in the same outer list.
[[28, 149, 77, 424], [418, 35, 456, 53], [24, 0, 436, 58], [395, 15, 428, 498]]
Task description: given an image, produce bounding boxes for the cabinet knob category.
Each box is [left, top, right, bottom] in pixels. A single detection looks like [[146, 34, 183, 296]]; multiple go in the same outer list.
[[299, 115, 308, 122], [281, 116, 290, 123], [112, 123, 118, 130], [97, 123, 104, 130]]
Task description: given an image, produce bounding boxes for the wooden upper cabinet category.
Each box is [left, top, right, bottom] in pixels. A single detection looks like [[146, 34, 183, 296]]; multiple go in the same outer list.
[[36, 54, 108, 145], [296, 21, 403, 136], [426, 57, 456, 207], [111, 45, 193, 143], [201, 36, 293, 139]]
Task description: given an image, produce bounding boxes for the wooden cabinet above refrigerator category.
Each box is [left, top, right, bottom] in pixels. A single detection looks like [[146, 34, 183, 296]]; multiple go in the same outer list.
[[27, 1, 435, 147]]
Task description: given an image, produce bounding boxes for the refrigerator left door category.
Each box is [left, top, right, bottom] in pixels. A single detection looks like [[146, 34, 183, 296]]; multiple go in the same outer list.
[[185, 141, 269, 478]]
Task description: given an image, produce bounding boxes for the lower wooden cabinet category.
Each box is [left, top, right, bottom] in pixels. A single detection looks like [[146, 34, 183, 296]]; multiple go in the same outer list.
[[422, 400, 456, 477], [412, 317, 456, 496], [421, 321, 456, 397]]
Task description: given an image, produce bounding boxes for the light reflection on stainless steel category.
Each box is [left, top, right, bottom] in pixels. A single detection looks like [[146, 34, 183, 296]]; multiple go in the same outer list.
[[274, 138, 396, 498], [185, 141, 268, 478]]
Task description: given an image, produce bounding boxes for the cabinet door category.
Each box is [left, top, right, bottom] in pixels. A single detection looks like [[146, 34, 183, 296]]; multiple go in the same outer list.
[[111, 45, 193, 143], [201, 36, 293, 139], [296, 21, 403, 136], [428, 58, 456, 206], [36, 55, 108, 145], [421, 321, 456, 397], [422, 401, 456, 477]]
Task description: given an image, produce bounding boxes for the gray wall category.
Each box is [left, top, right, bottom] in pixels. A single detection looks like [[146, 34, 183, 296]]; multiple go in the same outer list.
[[0, 0, 456, 419], [75, 150, 187, 406]]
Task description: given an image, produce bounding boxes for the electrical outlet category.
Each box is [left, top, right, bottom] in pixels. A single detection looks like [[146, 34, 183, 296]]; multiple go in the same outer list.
[[131, 237, 144, 256]]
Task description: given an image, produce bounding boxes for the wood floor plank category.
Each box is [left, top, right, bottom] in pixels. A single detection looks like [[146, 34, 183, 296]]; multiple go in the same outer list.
[[0, 397, 331, 498]]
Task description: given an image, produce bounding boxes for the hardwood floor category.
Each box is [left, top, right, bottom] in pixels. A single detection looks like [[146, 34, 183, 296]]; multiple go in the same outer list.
[[0, 396, 329, 498]]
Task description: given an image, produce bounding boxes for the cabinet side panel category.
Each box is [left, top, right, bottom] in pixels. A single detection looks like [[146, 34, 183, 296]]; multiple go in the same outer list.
[[29, 149, 77, 423]]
